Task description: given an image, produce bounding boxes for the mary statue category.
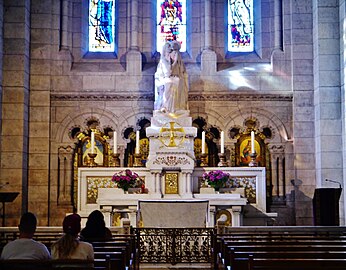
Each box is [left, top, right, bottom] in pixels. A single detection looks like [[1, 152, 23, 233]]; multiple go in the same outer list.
[[154, 41, 189, 115]]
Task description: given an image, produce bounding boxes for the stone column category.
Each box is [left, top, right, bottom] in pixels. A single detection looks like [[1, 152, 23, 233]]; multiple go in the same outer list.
[[126, 0, 142, 74], [178, 172, 185, 196], [209, 206, 216, 227], [128, 206, 138, 227], [269, 144, 285, 202], [273, 0, 283, 50], [60, 0, 70, 50], [231, 206, 242, 226], [130, 0, 139, 50], [201, 0, 216, 75], [186, 172, 192, 194], [58, 146, 74, 205], [101, 206, 113, 227]]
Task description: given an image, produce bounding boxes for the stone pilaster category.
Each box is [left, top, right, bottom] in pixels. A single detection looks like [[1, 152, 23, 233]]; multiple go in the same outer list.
[[29, 0, 54, 224], [1, 0, 31, 225]]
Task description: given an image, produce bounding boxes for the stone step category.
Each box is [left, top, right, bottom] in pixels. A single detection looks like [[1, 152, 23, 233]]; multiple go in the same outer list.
[[139, 263, 213, 270]]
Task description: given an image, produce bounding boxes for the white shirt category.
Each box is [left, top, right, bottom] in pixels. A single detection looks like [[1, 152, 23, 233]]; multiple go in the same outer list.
[[0, 238, 51, 260]]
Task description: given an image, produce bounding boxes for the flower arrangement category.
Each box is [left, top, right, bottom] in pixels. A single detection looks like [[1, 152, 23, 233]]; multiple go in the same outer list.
[[202, 170, 230, 191], [112, 169, 140, 191]]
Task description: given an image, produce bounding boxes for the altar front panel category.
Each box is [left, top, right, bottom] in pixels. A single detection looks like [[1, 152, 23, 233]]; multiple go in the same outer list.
[[138, 200, 209, 228]]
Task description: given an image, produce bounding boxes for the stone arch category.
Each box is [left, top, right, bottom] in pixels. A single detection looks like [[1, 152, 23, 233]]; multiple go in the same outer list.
[[223, 107, 290, 144], [54, 107, 153, 145], [190, 107, 228, 131]]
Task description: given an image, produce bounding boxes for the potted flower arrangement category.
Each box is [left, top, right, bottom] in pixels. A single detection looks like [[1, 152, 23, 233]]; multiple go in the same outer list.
[[202, 170, 230, 191], [112, 169, 139, 192]]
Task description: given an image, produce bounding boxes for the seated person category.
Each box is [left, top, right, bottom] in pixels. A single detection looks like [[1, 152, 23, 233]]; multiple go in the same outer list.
[[51, 214, 94, 261], [80, 210, 112, 242], [0, 212, 51, 260]]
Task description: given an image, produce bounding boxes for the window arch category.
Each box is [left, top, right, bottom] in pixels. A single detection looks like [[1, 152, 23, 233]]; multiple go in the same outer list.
[[157, 0, 187, 52], [89, 0, 116, 52], [228, 0, 254, 52]]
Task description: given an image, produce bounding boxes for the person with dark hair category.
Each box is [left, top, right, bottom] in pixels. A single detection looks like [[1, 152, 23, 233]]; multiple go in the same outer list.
[[51, 214, 93, 260], [80, 210, 112, 242], [0, 212, 51, 260]]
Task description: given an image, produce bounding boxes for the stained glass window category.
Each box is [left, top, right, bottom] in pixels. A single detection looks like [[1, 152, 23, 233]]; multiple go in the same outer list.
[[157, 0, 186, 52], [228, 0, 253, 52], [89, 0, 115, 52]]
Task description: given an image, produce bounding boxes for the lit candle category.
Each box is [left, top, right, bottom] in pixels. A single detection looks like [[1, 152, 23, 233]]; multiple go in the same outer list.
[[251, 131, 255, 154], [220, 131, 224, 154], [91, 132, 95, 154], [135, 130, 140, 154], [201, 131, 206, 154], [113, 131, 117, 154]]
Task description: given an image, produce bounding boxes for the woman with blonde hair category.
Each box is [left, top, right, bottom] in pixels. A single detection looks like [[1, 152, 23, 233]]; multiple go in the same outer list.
[[51, 214, 94, 260]]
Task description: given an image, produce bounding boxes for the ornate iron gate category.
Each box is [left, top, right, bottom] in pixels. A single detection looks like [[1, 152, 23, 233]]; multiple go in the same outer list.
[[135, 228, 214, 264]]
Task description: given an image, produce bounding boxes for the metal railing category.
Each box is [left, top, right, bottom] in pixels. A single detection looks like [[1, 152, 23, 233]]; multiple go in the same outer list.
[[134, 227, 215, 265]]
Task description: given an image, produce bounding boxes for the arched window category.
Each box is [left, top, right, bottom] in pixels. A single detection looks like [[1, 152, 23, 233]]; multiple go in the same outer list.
[[228, 0, 254, 52], [89, 0, 116, 52], [157, 0, 187, 52]]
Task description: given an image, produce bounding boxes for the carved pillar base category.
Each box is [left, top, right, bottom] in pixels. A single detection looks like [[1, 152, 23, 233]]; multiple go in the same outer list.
[[218, 153, 228, 167], [88, 153, 97, 167], [112, 153, 120, 167], [133, 153, 142, 167], [200, 153, 208, 167]]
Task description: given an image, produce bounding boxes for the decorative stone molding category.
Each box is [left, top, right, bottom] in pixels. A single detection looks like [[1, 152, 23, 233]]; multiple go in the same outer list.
[[51, 94, 154, 101], [189, 93, 293, 102], [269, 144, 285, 154], [152, 155, 191, 166], [51, 93, 293, 102]]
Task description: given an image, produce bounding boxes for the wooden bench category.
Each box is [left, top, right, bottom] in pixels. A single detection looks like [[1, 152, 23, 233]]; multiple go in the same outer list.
[[225, 249, 346, 270], [247, 256, 346, 270], [0, 259, 96, 270], [91, 240, 135, 269], [219, 243, 346, 269]]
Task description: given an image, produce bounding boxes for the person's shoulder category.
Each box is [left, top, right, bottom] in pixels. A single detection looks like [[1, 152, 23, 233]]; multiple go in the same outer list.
[[79, 240, 93, 248]]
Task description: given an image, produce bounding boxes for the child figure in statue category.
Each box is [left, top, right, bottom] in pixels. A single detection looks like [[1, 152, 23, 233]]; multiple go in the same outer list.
[[154, 41, 188, 115]]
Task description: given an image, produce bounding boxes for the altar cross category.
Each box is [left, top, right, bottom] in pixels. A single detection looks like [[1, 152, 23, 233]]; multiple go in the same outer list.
[[160, 121, 185, 147]]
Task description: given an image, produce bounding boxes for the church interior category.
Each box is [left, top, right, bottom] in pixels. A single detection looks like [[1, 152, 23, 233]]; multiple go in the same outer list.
[[1, 0, 346, 268], [0, 0, 346, 264]]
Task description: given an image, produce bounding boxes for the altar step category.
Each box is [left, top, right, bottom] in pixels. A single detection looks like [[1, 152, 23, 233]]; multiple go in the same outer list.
[[139, 263, 213, 270]]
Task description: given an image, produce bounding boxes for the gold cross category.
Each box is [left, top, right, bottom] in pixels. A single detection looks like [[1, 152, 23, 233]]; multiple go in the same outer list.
[[160, 122, 185, 147]]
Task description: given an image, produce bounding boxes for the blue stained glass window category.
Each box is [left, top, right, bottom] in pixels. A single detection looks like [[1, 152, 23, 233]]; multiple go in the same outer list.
[[157, 0, 186, 52], [89, 0, 115, 52], [228, 0, 253, 52]]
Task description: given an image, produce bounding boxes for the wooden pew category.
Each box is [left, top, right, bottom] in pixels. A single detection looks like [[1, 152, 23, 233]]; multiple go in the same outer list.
[[227, 248, 346, 270], [90, 239, 137, 270], [0, 259, 96, 270], [218, 236, 346, 266], [247, 255, 346, 270]]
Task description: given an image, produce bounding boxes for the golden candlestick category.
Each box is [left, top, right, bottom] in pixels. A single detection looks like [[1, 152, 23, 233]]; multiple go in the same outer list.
[[200, 153, 208, 167], [112, 153, 120, 167], [88, 153, 97, 167], [249, 152, 258, 167], [218, 153, 228, 167], [133, 153, 142, 167]]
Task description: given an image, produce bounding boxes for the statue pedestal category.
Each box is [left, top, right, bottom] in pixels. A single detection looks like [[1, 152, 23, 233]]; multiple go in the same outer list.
[[146, 112, 197, 198]]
